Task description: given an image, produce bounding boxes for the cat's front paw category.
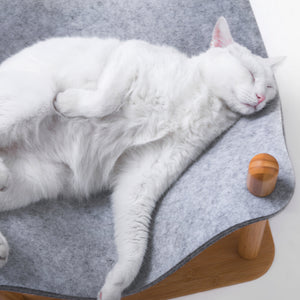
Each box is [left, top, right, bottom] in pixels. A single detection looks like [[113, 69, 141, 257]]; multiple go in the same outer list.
[[54, 89, 85, 118], [0, 232, 9, 268]]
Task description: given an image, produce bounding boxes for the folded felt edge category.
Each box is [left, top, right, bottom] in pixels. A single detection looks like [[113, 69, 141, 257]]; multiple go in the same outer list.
[[0, 201, 295, 300]]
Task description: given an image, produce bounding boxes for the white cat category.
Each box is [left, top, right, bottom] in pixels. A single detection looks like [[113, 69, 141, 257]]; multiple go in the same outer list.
[[0, 17, 282, 300]]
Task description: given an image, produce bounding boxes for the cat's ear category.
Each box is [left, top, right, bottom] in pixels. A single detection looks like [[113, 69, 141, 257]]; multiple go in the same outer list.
[[210, 17, 234, 48], [265, 56, 286, 70]]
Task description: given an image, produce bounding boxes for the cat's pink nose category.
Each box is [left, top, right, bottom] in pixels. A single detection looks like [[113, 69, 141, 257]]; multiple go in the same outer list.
[[256, 94, 265, 104]]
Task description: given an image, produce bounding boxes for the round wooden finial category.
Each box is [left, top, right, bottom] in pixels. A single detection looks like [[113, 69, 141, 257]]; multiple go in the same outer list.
[[247, 153, 279, 197]]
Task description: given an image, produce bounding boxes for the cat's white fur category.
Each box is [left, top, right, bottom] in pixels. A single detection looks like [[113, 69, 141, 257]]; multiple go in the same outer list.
[[0, 17, 282, 300]]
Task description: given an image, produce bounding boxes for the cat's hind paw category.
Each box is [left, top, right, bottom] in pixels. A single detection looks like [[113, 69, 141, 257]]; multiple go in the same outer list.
[[97, 285, 121, 300], [0, 232, 9, 268]]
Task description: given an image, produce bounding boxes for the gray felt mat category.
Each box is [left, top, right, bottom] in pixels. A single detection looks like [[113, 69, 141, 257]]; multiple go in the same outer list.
[[0, 0, 295, 299]]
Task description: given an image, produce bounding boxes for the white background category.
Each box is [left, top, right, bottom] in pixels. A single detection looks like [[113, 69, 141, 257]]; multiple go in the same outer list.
[[174, 0, 300, 299]]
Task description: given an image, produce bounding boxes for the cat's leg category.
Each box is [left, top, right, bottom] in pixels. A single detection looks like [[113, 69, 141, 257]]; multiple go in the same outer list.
[[0, 180, 40, 268], [0, 178, 38, 269], [99, 139, 199, 300], [0, 230, 9, 268], [0, 158, 9, 191], [0, 158, 10, 267], [0, 154, 66, 268], [54, 44, 138, 118]]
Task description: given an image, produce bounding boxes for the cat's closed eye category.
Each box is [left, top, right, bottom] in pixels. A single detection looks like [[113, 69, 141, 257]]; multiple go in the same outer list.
[[249, 71, 255, 82]]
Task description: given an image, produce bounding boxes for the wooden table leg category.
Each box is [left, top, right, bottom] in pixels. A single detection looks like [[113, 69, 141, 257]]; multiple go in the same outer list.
[[238, 220, 267, 259], [238, 154, 279, 260]]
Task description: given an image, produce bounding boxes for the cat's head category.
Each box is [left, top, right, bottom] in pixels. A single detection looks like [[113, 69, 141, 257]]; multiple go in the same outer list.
[[202, 17, 284, 115]]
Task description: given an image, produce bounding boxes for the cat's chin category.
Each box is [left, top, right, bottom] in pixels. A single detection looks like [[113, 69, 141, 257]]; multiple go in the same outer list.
[[241, 103, 269, 115], [226, 101, 259, 116], [241, 103, 257, 115], [221, 102, 255, 116]]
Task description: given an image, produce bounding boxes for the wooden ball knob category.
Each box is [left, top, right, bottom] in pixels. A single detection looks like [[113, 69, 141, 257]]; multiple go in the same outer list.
[[247, 153, 279, 197]]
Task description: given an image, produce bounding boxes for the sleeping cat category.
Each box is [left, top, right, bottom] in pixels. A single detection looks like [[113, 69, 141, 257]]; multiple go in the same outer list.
[[0, 17, 282, 300]]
